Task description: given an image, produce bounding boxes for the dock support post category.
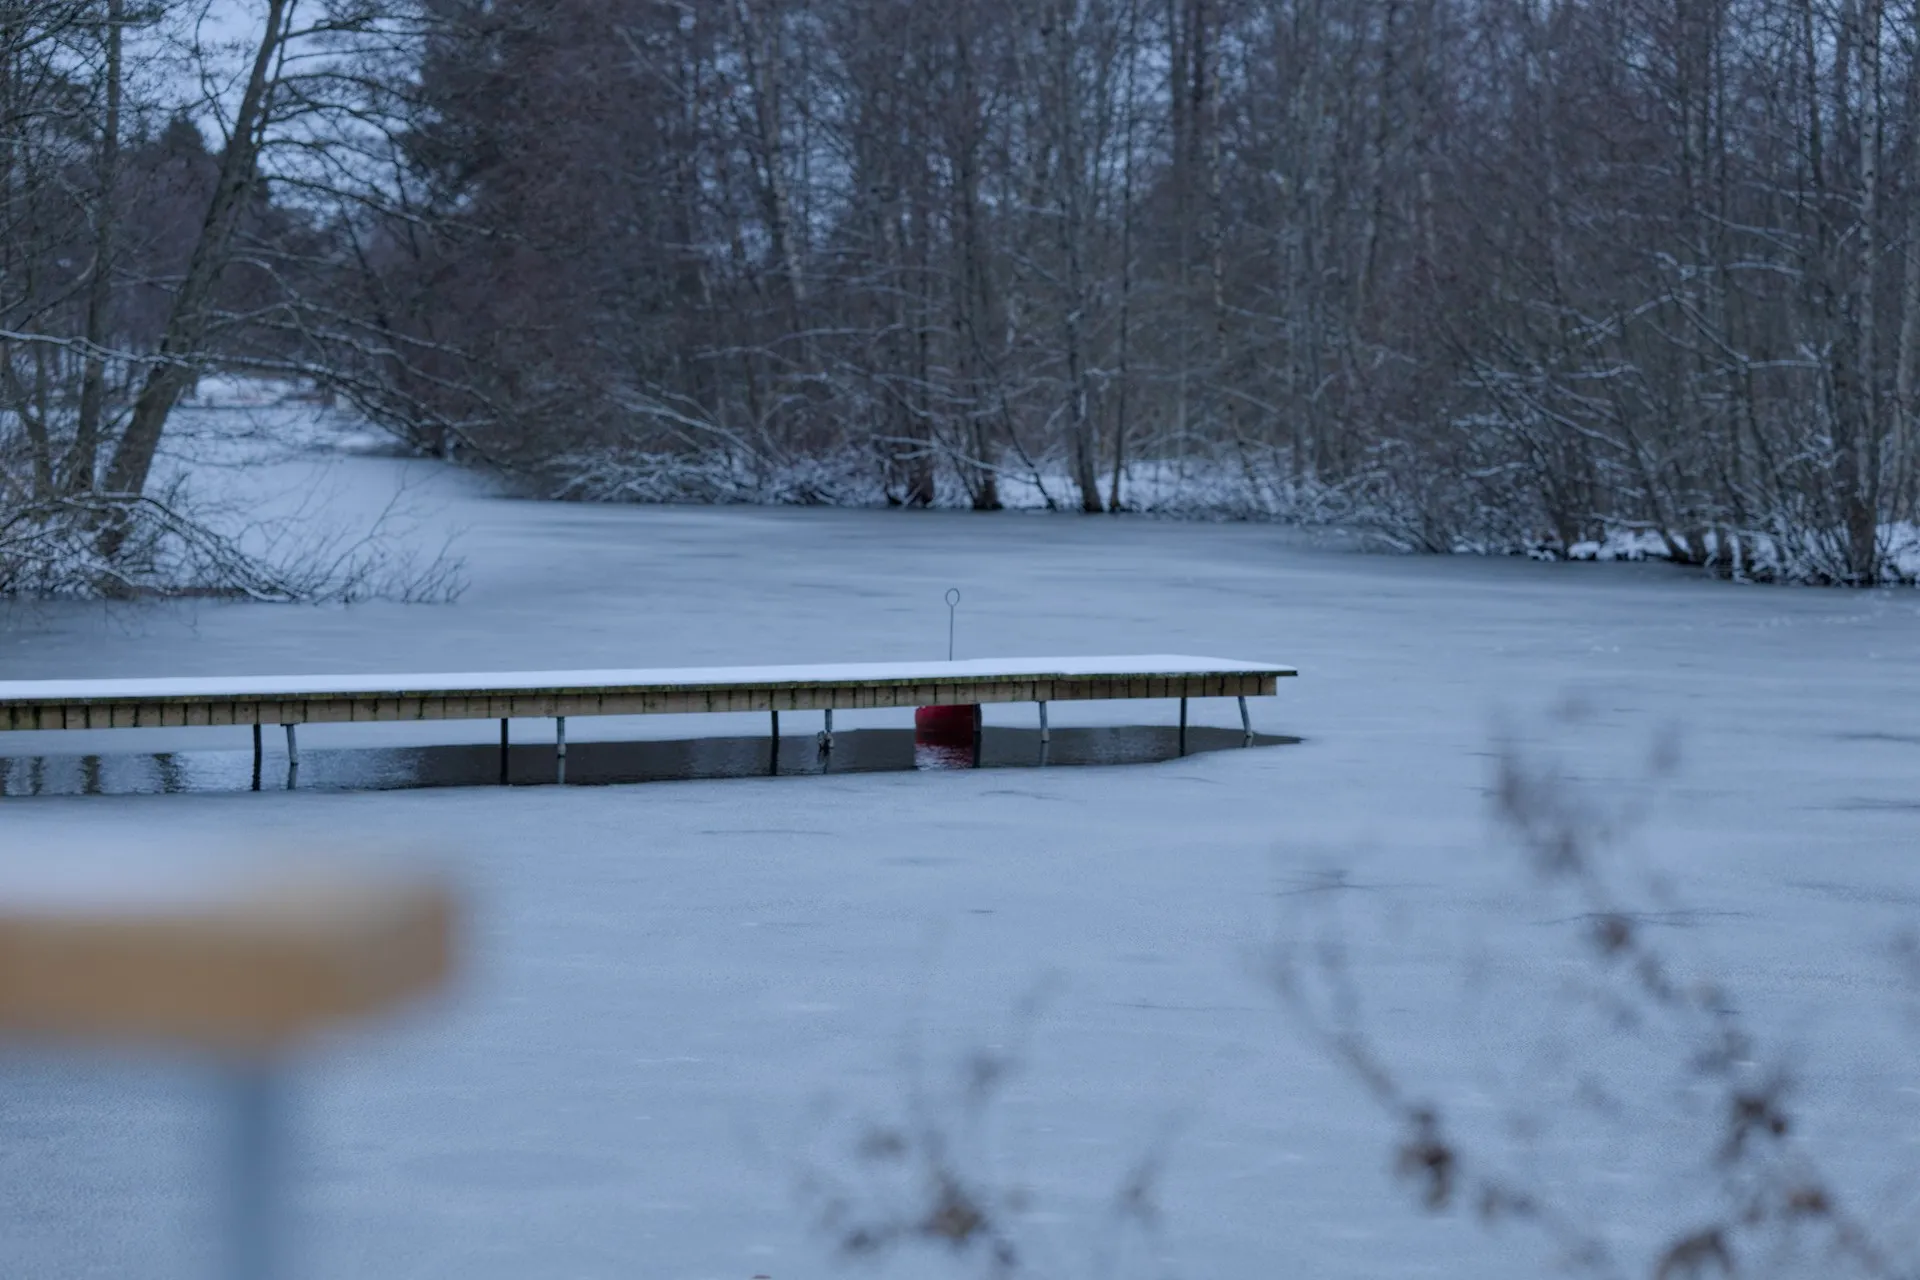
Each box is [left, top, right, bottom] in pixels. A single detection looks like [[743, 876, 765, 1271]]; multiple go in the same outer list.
[[1238, 695, 1252, 743], [283, 724, 298, 771], [251, 724, 263, 791], [499, 719, 509, 785], [1038, 701, 1049, 743], [771, 709, 780, 741], [224, 1059, 284, 1280], [819, 708, 833, 750], [555, 716, 567, 785], [1178, 697, 1188, 756]]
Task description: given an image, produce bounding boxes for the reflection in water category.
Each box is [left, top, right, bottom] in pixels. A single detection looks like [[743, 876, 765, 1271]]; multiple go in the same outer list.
[[912, 740, 977, 771], [0, 725, 1301, 799]]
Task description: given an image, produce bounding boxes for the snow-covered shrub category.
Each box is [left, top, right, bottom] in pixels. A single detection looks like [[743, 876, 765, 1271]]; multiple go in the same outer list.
[[0, 485, 463, 602]]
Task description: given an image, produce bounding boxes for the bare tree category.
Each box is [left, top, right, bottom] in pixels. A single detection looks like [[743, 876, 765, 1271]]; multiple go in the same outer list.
[[9, 0, 1903, 588]]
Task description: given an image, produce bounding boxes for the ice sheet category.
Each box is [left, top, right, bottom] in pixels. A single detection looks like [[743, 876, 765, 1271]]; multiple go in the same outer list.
[[2, 420, 1918, 1280]]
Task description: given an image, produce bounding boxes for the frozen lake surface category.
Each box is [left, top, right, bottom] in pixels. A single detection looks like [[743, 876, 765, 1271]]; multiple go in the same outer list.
[[3, 422, 1920, 1278]]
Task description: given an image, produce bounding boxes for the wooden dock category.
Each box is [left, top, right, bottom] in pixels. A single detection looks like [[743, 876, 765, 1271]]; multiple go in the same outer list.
[[0, 655, 1292, 731], [0, 655, 1295, 785]]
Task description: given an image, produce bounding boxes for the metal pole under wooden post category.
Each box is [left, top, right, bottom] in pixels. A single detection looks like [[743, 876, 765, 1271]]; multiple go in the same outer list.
[[224, 1059, 284, 1280], [0, 867, 455, 1280], [282, 725, 298, 774], [251, 724, 263, 791], [499, 719, 509, 785], [1238, 695, 1252, 744], [555, 716, 566, 785], [1038, 701, 1049, 743], [820, 708, 833, 750], [1178, 698, 1188, 756]]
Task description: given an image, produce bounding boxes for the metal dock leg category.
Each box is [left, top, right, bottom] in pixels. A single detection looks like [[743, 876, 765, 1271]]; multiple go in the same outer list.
[[499, 719, 509, 785], [1238, 695, 1252, 743], [1038, 701, 1049, 743], [1178, 697, 1188, 756], [555, 716, 567, 784], [819, 708, 833, 750], [283, 724, 298, 772], [251, 724, 263, 791], [225, 1060, 283, 1280], [771, 709, 780, 741]]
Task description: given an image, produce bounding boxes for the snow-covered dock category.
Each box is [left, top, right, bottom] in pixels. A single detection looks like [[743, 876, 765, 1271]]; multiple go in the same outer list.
[[0, 655, 1292, 731], [0, 655, 1295, 782]]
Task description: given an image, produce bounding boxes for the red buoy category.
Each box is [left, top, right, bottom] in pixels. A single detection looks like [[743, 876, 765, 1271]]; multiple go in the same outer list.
[[914, 704, 978, 770], [913, 704, 978, 741]]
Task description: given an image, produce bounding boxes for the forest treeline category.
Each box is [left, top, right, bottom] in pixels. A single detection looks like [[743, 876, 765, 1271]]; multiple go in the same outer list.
[[4, 0, 1920, 590]]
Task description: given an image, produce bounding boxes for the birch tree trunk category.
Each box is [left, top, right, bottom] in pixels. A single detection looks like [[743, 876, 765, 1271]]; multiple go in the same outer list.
[[66, 0, 120, 495], [1896, 0, 1920, 517], [101, 0, 293, 506]]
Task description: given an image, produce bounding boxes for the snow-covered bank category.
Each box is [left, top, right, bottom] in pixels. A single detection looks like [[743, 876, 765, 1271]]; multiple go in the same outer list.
[[25, 377, 1905, 594], [551, 441, 1920, 586]]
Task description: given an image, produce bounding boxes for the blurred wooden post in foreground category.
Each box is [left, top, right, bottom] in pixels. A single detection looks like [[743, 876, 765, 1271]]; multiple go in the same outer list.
[[0, 870, 457, 1280]]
